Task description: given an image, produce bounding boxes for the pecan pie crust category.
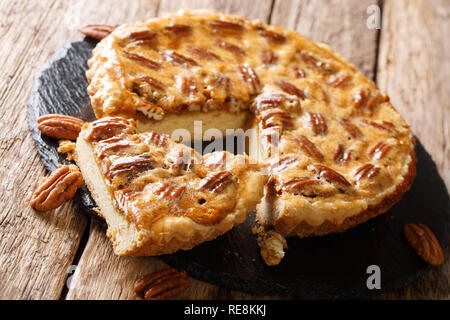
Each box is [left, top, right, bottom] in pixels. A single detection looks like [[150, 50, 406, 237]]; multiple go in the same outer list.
[[84, 10, 416, 260]]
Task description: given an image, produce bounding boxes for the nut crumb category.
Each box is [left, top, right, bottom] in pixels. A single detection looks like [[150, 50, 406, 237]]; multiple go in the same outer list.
[[58, 140, 76, 161]]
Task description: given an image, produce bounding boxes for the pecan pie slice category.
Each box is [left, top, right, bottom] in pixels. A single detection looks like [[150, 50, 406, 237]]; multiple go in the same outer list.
[[85, 10, 416, 265], [75, 117, 267, 256]]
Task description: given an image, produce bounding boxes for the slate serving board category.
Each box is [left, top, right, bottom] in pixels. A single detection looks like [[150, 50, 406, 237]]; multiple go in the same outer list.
[[27, 38, 450, 299]]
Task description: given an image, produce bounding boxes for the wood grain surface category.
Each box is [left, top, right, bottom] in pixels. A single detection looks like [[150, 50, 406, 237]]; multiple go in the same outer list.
[[0, 0, 448, 300]]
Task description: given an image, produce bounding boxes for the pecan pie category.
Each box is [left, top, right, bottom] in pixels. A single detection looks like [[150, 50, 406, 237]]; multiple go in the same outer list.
[[75, 117, 267, 256], [85, 10, 416, 263]]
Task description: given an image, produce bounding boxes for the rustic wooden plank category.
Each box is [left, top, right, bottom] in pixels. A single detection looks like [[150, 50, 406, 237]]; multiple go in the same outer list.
[[373, 0, 450, 300], [271, 0, 380, 79], [0, 0, 161, 300], [64, 0, 279, 300]]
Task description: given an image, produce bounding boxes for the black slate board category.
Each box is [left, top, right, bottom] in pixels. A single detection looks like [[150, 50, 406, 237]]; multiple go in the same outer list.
[[27, 39, 450, 299]]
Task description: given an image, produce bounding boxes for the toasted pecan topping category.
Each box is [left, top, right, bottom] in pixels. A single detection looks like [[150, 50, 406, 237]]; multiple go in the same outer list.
[[270, 155, 299, 174], [238, 66, 261, 92], [369, 142, 393, 160], [145, 131, 168, 147], [135, 75, 165, 91], [30, 165, 83, 211], [188, 46, 221, 61], [198, 170, 234, 193], [96, 136, 131, 159], [310, 164, 351, 188], [281, 177, 320, 193], [165, 24, 192, 36], [37, 114, 85, 140], [307, 112, 327, 135], [129, 29, 157, 45], [108, 154, 154, 178], [338, 119, 363, 138], [86, 117, 134, 141], [154, 182, 186, 201], [215, 39, 246, 56], [276, 80, 306, 99], [328, 73, 351, 88], [360, 119, 397, 134], [134, 268, 190, 300], [259, 107, 293, 129], [295, 135, 324, 162], [293, 66, 306, 78], [210, 19, 244, 35], [333, 144, 352, 165], [179, 76, 198, 96], [161, 50, 198, 67], [257, 26, 287, 44], [261, 50, 278, 65], [354, 89, 376, 110], [124, 51, 162, 70], [299, 51, 334, 74], [403, 223, 445, 266], [79, 24, 115, 40]]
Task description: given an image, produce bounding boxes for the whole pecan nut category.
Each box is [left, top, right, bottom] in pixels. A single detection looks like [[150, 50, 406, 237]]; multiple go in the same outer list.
[[79, 24, 116, 40], [37, 114, 85, 140], [134, 268, 190, 300], [403, 223, 444, 266], [30, 165, 84, 211]]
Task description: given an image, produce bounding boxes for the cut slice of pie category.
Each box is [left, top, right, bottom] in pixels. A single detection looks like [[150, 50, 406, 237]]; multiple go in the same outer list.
[[75, 117, 267, 256]]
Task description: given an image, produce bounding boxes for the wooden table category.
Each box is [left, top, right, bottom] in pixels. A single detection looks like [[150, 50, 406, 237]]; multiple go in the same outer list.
[[0, 0, 448, 300]]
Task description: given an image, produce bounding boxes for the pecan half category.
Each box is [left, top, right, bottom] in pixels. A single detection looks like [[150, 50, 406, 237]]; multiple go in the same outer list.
[[161, 50, 198, 67], [134, 268, 190, 300], [238, 66, 261, 92], [354, 89, 376, 110], [210, 19, 244, 35], [96, 136, 131, 159], [86, 117, 134, 141], [281, 177, 320, 193], [135, 75, 165, 91], [30, 165, 83, 211], [295, 135, 324, 162], [145, 131, 168, 148], [198, 171, 234, 193], [270, 155, 298, 174], [188, 46, 221, 61], [79, 24, 115, 40], [299, 51, 334, 74], [328, 73, 351, 88], [404, 223, 444, 266], [257, 26, 286, 44], [129, 29, 157, 45], [37, 114, 85, 140], [165, 24, 192, 36], [154, 182, 186, 201], [307, 112, 327, 135], [261, 50, 278, 65], [108, 154, 154, 178], [360, 119, 397, 134], [124, 51, 161, 70], [215, 40, 246, 56], [338, 119, 363, 138], [310, 164, 351, 188], [276, 80, 306, 99], [179, 76, 198, 96], [333, 144, 352, 165], [259, 107, 293, 129], [369, 142, 393, 160], [354, 163, 380, 181]]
